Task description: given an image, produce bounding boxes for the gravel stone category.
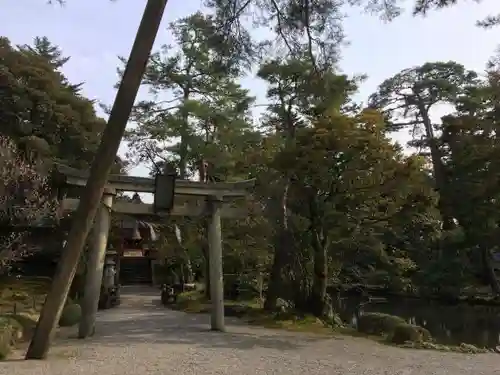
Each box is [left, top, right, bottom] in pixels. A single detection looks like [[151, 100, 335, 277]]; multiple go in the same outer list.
[[1, 286, 499, 375]]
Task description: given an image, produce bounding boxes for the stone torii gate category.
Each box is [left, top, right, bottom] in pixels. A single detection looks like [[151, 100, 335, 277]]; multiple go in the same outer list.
[[53, 164, 255, 337]]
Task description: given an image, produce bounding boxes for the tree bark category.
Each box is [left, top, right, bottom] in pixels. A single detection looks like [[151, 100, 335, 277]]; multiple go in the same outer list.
[[25, 0, 168, 360], [419, 104, 456, 231], [481, 247, 500, 296], [306, 192, 329, 317], [178, 88, 191, 180], [264, 182, 292, 311], [310, 230, 328, 317], [173, 88, 194, 285], [264, 233, 287, 310], [175, 241, 193, 284]]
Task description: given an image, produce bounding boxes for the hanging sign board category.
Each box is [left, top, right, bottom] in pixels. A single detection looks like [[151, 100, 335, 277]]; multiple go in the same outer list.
[[123, 250, 144, 257], [153, 172, 176, 213]]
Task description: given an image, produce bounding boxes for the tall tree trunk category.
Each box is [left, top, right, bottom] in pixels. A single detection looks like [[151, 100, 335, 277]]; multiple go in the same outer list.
[[172, 225, 194, 284], [419, 104, 456, 231], [307, 193, 329, 317], [182, 250, 194, 283], [264, 231, 290, 310], [266, 242, 286, 312], [178, 139, 188, 180], [481, 247, 500, 296], [174, 89, 194, 283], [178, 89, 190, 180], [265, 105, 296, 311], [310, 230, 328, 317], [264, 181, 292, 311]]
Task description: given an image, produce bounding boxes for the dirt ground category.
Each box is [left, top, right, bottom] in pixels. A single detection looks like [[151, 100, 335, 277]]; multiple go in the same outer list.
[[1, 286, 498, 375]]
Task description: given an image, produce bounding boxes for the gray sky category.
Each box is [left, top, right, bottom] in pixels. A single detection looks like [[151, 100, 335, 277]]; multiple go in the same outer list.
[[2, 0, 500, 183]]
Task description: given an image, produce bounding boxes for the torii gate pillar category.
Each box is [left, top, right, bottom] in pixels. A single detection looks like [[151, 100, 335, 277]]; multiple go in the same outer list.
[[207, 196, 225, 331], [78, 188, 115, 338]]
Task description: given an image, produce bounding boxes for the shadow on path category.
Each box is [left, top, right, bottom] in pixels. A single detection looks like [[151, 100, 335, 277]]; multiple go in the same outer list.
[[62, 286, 330, 352]]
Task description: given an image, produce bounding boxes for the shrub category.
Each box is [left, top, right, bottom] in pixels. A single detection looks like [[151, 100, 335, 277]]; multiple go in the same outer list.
[[389, 323, 432, 344], [274, 310, 300, 321], [0, 135, 58, 269], [357, 312, 406, 336], [0, 316, 23, 342], [224, 275, 260, 301], [0, 328, 12, 360], [10, 291, 29, 302], [5, 313, 38, 339], [224, 305, 249, 318], [324, 313, 343, 328], [0, 315, 24, 360], [59, 303, 82, 327]]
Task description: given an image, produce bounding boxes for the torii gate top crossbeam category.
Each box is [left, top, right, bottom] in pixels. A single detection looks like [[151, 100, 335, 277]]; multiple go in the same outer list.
[[54, 164, 255, 197]]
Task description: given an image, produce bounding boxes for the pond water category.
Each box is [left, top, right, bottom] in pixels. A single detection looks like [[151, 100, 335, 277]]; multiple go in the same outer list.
[[332, 294, 500, 348]]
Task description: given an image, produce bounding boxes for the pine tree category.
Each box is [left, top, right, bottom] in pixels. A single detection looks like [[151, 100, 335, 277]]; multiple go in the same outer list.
[[18, 36, 83, 93], [369, 62, 479, 230], [125, 11, 256, 179], [20, 36, 70, 69], [0, 37, 119, 170]]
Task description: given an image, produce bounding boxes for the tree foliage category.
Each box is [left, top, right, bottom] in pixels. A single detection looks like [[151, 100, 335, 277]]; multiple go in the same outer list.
[[269, 109, 439, 313], [0, 36, 124, 171], [20, 0, 500, 314], [109, 3, 500, 314], [369, 62, 479, 229], [0, 136, 58, 269], [0, 35, 126, 269], [124, 12, 257, 179]]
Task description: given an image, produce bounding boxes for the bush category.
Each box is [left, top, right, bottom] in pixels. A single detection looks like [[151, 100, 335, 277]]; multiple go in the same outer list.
[[357, 312, 406, 336], [224, 305, 250, 318], [59, 303, 82, 327], [0, 328, 12, 360], [389, 323, 432, 344], [0, 315, 24, 360], [324, 312, 343, 328], [6, 313, 38, 339], [0, 316, 23, 342], [224, 275, 260, 301], [10, 291, 29, 302]]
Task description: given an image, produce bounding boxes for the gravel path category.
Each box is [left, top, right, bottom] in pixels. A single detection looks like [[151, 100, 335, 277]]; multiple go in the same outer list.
[[1, 286, 499, 375]]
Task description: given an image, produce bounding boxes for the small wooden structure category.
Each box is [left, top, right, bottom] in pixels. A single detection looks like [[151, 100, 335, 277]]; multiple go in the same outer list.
[[113, 215, 158, 285], [53, 164, 254, 336]]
